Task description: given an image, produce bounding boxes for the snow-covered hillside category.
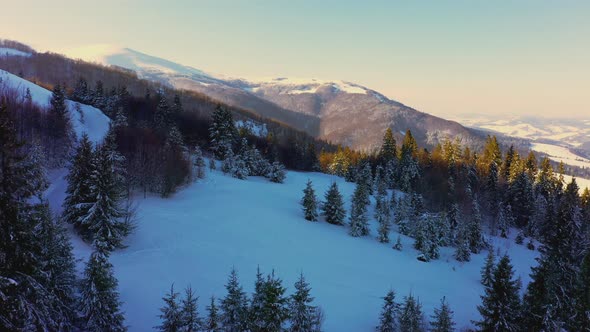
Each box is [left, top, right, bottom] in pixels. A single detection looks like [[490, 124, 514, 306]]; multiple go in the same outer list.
[[45, 165, 538, 331], [531, 142, 590, 169], [0, 47, 31, 57], [0, 69, 110, 143]]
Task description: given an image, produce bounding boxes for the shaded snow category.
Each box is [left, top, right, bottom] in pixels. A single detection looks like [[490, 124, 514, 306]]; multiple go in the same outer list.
[[531, 142, 590, 169], [0, 47, 31, 57], [44, 166, 538, 331], [0, 69, 110, 143]]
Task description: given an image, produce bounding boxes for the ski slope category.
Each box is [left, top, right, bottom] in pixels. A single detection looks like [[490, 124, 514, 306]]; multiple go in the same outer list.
[[0, 69, 110, 143], [46, 167, 538, 331]]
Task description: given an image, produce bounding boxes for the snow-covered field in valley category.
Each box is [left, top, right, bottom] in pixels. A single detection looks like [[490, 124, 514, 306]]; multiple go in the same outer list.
[[531, 142, 590, 169], [48, 168, 537, 331]]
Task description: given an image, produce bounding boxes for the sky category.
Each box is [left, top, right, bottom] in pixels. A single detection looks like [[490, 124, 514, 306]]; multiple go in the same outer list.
[[1, 0, 589, 119]]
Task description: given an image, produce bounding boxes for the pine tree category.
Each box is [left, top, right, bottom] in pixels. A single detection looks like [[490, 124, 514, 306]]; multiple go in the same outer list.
[[476, 255, 521, 332], [377, 290, 400, 332], [380, 128, 397, 165], [296, 180, 316, 223], [393, 235, 403, 251], [220, 268, 248, 332], [480, 250, 495, 288], [249, 266, 265, 332], [376, 193, 391, 243], [181, 286, 202, 332], [429, 297, 455, 332], [204, 296, 221, 332], [63, 133, 95, 238], [454, 226, 471, 262], [468, 196, 485, 253], [209, 105, 237, 159], [349, 182, 370, 237], [80, 250, 126, 332], [154, 92, 171, 135], [322, 182, 346, 225], [572, 253, 590, 331], [86, 129, 131, 251], [289, 273, 321, 332], [193, 146, 206, 180], [47, 83, 74, 164], [172, 94, 184, 114], [258, 271, 290, 331], [398, 130, 419, 192], [267, 161, 286, 183], [399, 293, 425, 332], [156, 284, 183, 332]]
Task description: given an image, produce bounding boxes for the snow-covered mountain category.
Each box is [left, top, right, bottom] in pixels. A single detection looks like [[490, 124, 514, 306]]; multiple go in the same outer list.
[[63, 45, 486, 151], [455, 115, 590, 170]]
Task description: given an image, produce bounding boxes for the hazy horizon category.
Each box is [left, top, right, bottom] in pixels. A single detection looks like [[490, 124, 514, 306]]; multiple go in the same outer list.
[[2, 0, 589, 119]]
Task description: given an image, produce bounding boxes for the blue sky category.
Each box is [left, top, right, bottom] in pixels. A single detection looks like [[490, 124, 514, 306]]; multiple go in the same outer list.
[[2, 0, 589, 118]]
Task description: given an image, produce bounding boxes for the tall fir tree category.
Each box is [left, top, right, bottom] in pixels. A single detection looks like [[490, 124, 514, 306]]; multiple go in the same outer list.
[[181, 286, 203, 332], [475, 255, 521, 332], [399, 293, 425, 332], [257, 271, 290, 331], [322, 182, 346, 225], [289, 273, 321, 332], [80, 250, 126, 332], [430, 297, 455, 332], [572, 253, 590, 331], [380, 128, 397, 165], [377, 290, 400, 332], [302, 179, 319, 221], [220, 268, 249, 332], [480, 250, 495, 288], [349, 182, 370, 237], [156, 284, 183, 332], [209, 105, 237, 159], [204, 296, 221, 332]]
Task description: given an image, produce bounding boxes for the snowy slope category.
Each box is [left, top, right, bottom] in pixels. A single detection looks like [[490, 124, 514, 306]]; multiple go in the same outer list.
[[45, 166, 538, 331], [0, 69, 110, 143], [531, 142, 590, 169], [0, 47, 31, 57]]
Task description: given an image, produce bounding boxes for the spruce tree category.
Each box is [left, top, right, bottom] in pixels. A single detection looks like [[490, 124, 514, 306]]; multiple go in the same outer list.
[[193, 146, 206, 180], [393, 235, 403, 251], [181, 286, 203, 332], [258, 271, 290, 331], [377, 290, 400, 332], [209, 105, 237, 159], [475, 255, 521, 332], [430, 297, 455, 332], [63, 133, 95, 238], [399, 293, 425, 332], [249, 266, 265, 332], [301, 180, 319, 221], [204, 296, 221, 332], [480, 250, 495, 288], [220, 268, 248, 332], [572, 253, 590, 331], [380, 128, 397, 165], [267, 161, 286, 183], [349, 182, 370, 237], [289, 273, 321, 332], [156, 284, 183, 332], [468, 196, 485, 253], [86, 129, 131, 251], [322, 182, 346, 225], [454, 226, 471, 262], [80, 250, 126, 332]]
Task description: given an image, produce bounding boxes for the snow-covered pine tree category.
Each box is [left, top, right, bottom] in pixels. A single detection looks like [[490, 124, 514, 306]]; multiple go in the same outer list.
[[301, 179, 319, 221], [376, 193, 391, 243], [63, 133, 95, 238], [399, 293, 425, 332], [47, 83, 74, 165], [25, 139, 49, 199], [154, 92, 171, 136], [454, 226, 471, 262], [209, 105, 237, 159], [220, 268, 249, 332], [266, 161, 286, 183], [430, 297, 455, 332], [468, 196, 485, 253], [156, 284, 183, 332], [349, 182, 370, 237], [249, 267, 265, 332], [114, 107, 128, 128], [377, 290, 400, 332], [476, 255, 521, 332], [573, 253, 590, 331], [80, 250, 126, 332], [209, 158, 216, 170], [289, 272, 322, 332], [193, 146, 206, 180], [86, 129, 131, 251], [181, 285, 202, 332], [93, 80, 106, 110], [398, 130, 420, 192], [357, 163, 374, 196], [258, 271, 290, 331], [480, 250, 495, 287], [393, 235, 403, 251], [172, 94, 184, 114], [204, 296, 221, 332], [322, 182, 346, 225], [385, 159, 398, 189], [379, 128, 397, 165]]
